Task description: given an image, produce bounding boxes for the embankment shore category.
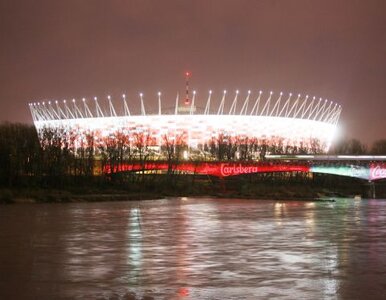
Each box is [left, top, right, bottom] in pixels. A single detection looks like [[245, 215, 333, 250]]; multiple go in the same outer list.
[[0, 185, 369, 204]]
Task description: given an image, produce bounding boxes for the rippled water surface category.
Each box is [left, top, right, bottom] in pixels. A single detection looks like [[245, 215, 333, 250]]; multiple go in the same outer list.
[[1, 198, 386, 299]]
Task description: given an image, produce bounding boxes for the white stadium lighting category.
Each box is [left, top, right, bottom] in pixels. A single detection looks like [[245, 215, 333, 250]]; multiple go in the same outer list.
[[29, 90, 342, 152]]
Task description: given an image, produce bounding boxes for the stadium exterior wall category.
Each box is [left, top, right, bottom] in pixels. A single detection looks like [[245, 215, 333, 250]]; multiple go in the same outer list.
[[29, 90, 341, 154], [34, 114, 336, 152]]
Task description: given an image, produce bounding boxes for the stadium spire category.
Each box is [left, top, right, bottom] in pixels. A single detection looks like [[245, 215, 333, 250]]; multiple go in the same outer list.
[[185, 71, 190, 105]]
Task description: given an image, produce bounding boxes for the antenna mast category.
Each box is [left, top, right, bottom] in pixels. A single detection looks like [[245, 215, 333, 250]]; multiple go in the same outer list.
[[185, 71, 190, 105]]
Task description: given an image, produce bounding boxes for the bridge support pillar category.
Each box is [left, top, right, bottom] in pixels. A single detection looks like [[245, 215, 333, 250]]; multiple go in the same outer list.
[[368, 181, 376, 199]]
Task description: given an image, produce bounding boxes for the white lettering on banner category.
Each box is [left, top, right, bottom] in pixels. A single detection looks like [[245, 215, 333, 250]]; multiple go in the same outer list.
[[371, 166, 386, 180], [350, 166, 369, 179], [220, 164, 259, 176]]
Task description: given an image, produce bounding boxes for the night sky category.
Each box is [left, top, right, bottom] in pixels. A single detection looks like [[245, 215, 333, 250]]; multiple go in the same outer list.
[[0, 0, 385, 145]]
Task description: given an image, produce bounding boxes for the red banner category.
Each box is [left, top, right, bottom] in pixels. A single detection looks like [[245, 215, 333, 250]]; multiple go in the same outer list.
[[104, 161, 310, 177], [369, 163, 386, 181]]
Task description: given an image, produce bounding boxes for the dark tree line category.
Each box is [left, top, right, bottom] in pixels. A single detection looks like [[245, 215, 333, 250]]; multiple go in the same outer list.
[[1, 122, 386, 190], [204, 134, 324, 161], [328, 138, 386, 155], [0, 123, 41, 187]]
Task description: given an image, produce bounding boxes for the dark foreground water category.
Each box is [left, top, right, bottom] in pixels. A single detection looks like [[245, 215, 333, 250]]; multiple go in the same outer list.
[[1, 198, 386, 299]]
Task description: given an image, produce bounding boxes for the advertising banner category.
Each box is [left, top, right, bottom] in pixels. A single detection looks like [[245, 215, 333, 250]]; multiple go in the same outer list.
[[311, 165, 369, 180], [369, 163, 386, 181]]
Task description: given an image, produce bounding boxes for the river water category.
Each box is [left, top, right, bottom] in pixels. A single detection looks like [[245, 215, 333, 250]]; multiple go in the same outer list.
[[1, 198, 386, 299]]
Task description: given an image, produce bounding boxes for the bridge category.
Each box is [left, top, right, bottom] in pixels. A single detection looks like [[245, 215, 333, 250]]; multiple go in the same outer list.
[[105, 155, 386, 182]]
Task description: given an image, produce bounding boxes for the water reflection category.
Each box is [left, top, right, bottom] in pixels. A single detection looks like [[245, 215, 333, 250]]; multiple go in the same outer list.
[[274, 202, 286, 226], [1, 198, 386, 299], [127, 207, 142, 285]]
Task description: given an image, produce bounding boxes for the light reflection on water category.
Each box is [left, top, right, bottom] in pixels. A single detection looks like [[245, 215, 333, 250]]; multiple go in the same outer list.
[[1, 198, 386, 299]]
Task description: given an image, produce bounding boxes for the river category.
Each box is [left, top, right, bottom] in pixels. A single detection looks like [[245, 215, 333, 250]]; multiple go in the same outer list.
[[1, 198, 386, 299]]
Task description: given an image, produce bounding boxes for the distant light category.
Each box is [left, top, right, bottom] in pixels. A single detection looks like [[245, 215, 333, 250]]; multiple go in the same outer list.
[[248, 90, 251, 94], [48, 101, 51, 104], [209, 90, 212, 94], [63, 100, 66, 103], [139, 93, 143, 97], [298, 94, 301, 97], [157, 92, 161, 96], [72, 98, 75, 103], [319, 98, 322, 101], [82, 98, 85, 102], [193, 90, 196, 95], [306, 95, 309, 98], [122, 94, 126, 98], [107, 95, 111, 99], [270, 91, 273, 94], [94, 97, 97, 101], [236, 90, 239, 94], [259, 90, 262, 94], [280, 92, 283, 95], [42, 102, 45, 105], [55, 100, 58, 104], [313, 96, 316, 99], [289, 93, 292, 96], [185, 71, 190, 77], [223, 90, 227, 94]]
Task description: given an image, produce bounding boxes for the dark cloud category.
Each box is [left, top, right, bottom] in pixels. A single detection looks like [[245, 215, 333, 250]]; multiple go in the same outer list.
[[0, 0, 385, 144]]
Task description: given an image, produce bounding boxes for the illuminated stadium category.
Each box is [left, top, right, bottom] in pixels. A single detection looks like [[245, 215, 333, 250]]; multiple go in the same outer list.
[[29, 88, 341, 156]]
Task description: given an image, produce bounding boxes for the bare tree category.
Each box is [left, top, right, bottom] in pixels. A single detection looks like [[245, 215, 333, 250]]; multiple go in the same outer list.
[[371, 139, 386, 155], [162, 132, 187, 178], [330, 138, 367, 155]]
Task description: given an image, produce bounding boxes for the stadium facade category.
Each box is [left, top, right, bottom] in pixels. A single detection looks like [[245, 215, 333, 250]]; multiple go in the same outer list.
[[29, 90, 341, 155]]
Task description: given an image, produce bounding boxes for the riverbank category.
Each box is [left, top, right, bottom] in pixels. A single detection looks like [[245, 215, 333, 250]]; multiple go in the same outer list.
[[0, 180, 379, 204], [2, 172, 386, 204], [0, 188, 164, 204]]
